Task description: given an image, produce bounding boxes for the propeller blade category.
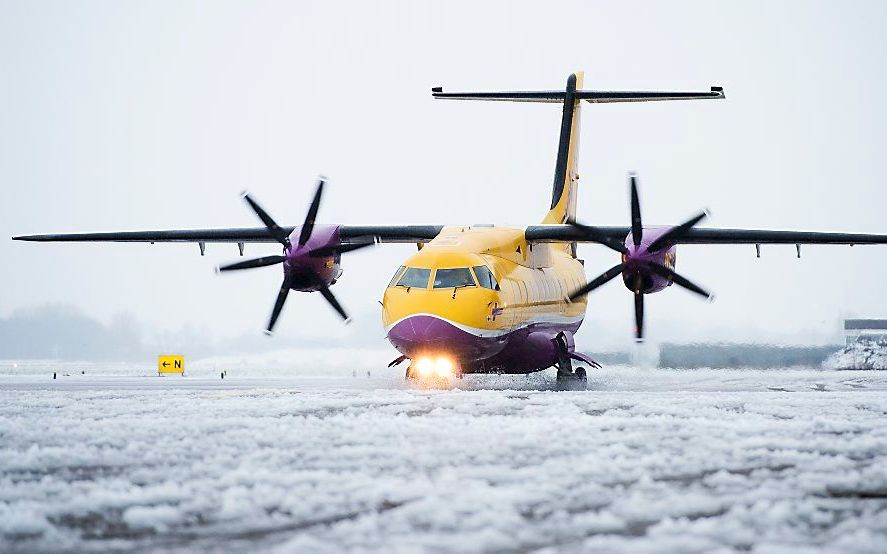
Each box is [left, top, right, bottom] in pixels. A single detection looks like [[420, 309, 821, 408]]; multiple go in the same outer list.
[[647, 210, 708, 253], [298, 178, 325, 246], [568, 263, 625, 301], [302, 267, 351, 323], [634, 290, 644, 341], [242, 193, 290, 247], [266, 275, 292, 334], [646, 262, 714, 300], [308, 239, 374, 258], [630, 173, 643, 248], [217, 255, 286, 272], [567, 221, 628, 254], [318, 285, 349, 322]]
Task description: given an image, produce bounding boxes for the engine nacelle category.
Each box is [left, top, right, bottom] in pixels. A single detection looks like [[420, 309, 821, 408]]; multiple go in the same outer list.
[[284, 224, 343, 291], [621, 227, 678, 294]]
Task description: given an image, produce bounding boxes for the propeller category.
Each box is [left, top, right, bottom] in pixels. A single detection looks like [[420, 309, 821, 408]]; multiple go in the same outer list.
[[242, 192, 291, 247], [647, 210, 708, 253], [565, 221, 628, 255], [568, 263, 624, 299], [633, 277, 644, 340], [218, 177, 373, 334], [630, 173, 643, 248], [308, 240, 374, 258], [217, 255, 286, 272], [569, 173, 713, 341], [298, 179, 324, 246], [267, 274, 293, 335], [645, 262, 712, 299]]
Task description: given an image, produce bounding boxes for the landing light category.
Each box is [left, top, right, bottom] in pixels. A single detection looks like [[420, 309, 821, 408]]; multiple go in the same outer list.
[[415, 356, 454, 378]]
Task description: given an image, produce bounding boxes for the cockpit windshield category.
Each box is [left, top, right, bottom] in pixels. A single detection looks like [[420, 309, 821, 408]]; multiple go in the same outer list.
[[472, 265, 499, 290], [388, 266, 405, 287], [433, 268, 476, 289], [396, 267, 431, 288]]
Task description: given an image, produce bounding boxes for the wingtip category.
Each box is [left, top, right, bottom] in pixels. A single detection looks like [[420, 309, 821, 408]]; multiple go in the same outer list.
[[263, 329, 274, 337], [344, 317, 353, 325]]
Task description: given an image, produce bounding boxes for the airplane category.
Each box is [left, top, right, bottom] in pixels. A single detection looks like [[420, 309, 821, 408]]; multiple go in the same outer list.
[[14, 71, 887, 385]]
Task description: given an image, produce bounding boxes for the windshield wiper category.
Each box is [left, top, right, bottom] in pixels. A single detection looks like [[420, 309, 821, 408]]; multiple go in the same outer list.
[[451, 284, 473, 298]]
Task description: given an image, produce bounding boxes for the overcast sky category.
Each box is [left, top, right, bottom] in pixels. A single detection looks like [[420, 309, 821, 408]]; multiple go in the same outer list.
[[2, 0, 886, 352]]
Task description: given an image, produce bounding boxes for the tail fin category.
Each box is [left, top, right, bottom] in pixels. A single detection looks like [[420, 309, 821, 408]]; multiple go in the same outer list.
[[543, 72, 583, 225], [431, 75, 725, 226]]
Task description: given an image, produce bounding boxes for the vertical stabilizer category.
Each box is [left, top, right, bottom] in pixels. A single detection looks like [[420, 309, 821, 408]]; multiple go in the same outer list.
[[542, 72, 583, 226], [430, 73, 725, 246]]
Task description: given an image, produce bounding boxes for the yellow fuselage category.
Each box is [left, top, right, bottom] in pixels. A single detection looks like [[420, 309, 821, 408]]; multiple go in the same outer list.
[[382, 226, 587, 373]]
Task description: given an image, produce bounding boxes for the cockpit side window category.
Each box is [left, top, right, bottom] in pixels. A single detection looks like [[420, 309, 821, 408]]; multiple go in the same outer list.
[[472, 265, 500, 291], [396, 267, 432, 289], [387, 266, 406, 288], [433, 268, 476, 289]]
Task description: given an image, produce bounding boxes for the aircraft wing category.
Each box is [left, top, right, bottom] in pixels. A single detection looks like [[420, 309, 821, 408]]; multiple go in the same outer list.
[[17, 224, 887, 246], [525, 225, 887, 245], [12, 225, 444, 244]]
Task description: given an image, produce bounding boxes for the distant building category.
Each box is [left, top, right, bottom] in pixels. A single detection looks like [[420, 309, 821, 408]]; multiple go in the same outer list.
[[844, 319, 887, 345]]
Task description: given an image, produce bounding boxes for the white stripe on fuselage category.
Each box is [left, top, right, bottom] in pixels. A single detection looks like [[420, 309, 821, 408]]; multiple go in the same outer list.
[[384, 313, 585, 339]]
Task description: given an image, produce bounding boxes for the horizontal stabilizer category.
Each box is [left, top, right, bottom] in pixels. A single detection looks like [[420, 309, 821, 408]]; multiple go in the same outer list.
[[432, 89, 565, 103], [432, 86, 724, 103]]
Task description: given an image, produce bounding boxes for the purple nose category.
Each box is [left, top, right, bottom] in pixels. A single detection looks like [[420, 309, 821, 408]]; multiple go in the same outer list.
[[386, 315, 503, 360], [388, 315, 456, 349]]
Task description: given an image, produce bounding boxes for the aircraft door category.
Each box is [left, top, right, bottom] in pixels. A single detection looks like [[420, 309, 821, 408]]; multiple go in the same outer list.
[[499, 279, 523, 328]]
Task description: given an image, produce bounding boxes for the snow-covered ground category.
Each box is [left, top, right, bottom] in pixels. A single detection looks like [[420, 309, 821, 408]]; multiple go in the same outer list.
[[825, 339, 887, 370], [1, 366, 886, 552]]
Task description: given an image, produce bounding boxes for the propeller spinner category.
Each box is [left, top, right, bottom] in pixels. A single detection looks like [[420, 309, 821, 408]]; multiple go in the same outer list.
[[568, 173, 713, 341], [217, 178, 373, 334]]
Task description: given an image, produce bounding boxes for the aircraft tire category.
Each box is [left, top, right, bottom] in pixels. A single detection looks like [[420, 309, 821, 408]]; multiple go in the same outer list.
[[575, 366, 587, 380]]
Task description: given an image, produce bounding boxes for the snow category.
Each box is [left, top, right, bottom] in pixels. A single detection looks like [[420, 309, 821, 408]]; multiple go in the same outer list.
[[1, 367, 886, 551], [825, 339, 887, 370]]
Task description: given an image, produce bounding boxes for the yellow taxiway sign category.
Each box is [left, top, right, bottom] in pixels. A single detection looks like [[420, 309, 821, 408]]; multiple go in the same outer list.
[[158, 355, 185, 375]]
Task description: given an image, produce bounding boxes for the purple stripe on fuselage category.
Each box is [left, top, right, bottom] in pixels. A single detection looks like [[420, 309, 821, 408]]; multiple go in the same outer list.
[[386, 315, 583, 374]]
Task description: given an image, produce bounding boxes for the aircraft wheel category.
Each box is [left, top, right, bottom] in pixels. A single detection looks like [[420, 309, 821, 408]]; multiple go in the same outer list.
[[556, 366, 587, 391], [405, 365, 416, 380]]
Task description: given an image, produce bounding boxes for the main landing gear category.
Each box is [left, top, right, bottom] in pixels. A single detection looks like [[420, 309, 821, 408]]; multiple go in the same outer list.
[[553, 332, 587, 390]]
